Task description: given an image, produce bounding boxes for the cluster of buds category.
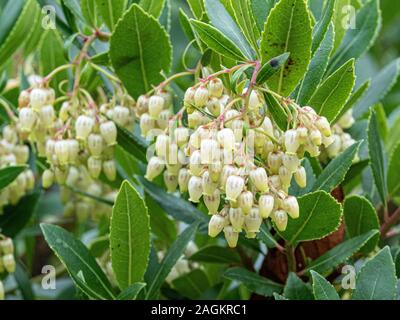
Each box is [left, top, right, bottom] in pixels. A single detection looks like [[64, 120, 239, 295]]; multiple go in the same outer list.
[[0, 125, 35, 213], [319, 109, 358, 162], [144, 74, 336, 247], [17, 85, 135, 191], [0, 236, 16, 299]]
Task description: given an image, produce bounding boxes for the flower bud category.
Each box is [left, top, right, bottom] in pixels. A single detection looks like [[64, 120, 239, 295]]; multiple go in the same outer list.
[[262, 117, 274, 137], [283, 196, 299, 219], [220, 165, 237, 189], [189, 150, 203, 176], [245, 207, 262, 233], [140, 113, 155, 137], [174, 127, 189, 147], [100, 121, 117, 146], [88, 156, 102, 178], [259, 194, 274, 218], [19, 107, 37, 132], [67, 139, 79, 164], [249, 91, 260, 109], [30, 88, 47, 110], [204, 189, 220, 214], [279, 165, 292, 187], [338, 109, 355, 129], [225, 175, 244, 202], [326, 134, 341, 158], [273, 210, 288, 231], [14, 145, 29, 164], [19, 90, 30, 108], [59, 102, 70, 122], [145, 156, 164, 181], [3, 126, 17, 143], [294, 166, 307, 188], [188, 176, 202, 203], [229, 207, 244, 231], [249, 167, 269, 192], [87, 134, 104, 157], [136, 95, 149, 115], [310, 129, 322, 146], [163, 171, 178, 193], [113, 106, 130, 127], [194, 86, 209, 107], [217, 128, 235, 150], [39, 105, 55, 128], [268, 152, 282, 173], [223, 226, 239, 248], [157, 109, 171, 130], [42, 169, 54, 189], [231, 119, 244, 142], [55, 140, 70, 165], [25, 170, 35, 190], [304, 139, 320, 157], [3, 253, 16, 273], [208, 78, 224, 98], [75, 115, 94, 140], [45, 139, 55, 160], [188, 111, 202, 128], [103, 160, 117, 181], [202, 170, 218, 196], [200, 139, 219, 165], [155, 134, 170, 158], [206, 97, 222, 116], [316, 117, 331, 137], [284, 129, 300, 154], [148, 96, 165, 118], [66, 166, 80, 186], [0, 238, 14, 255], [184, 87, 196, 107], [208, 214, 225, 237], [209, 162, 222, 182], [238, 191, 254, 214], [178, 168, 190, 192], [282, 153, 300, 173], [76, 202, 91, 223]]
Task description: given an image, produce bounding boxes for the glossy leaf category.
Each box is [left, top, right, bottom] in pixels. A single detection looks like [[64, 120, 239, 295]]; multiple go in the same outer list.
[[388, 142, 400, 197], [189, 245, 241, 264], [96, 0, 127, 30], [262, 91, 288, 131], [336, 79, 370, 121], [251, 0, 277, 32], [310, 270, 339, 300], [117, 282, 146, 300], [256, 52, 290, 84], [283, 272, 314, 300], [140, 0, 165, 18], [0, 165, 26, 190], [311, 0, 335, 54], [172, 269, 211, 299]]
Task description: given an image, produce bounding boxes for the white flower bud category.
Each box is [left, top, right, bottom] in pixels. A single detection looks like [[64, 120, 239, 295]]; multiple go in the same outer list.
[[231, 119, 244, 142], [19, 107, 37, 132], [304, 139, 321, 157], [223, 226, 239, 248], [238, 191, 254, 214], [229, 207, 245, 231], [225, 175, 244, 202], [88, 156, 102, 178], [155, 134, 170, 158], [268, 152, 282, 173], [310, 129, 322, 146], [282, 153, 300, 173], [202, 170, 218, 196], [67, 139, 79, 164], [19, 90, 30, 108], [3, 126, 17, 143], [140, 113, 155, 137], [249, 167, 269, 193], [279, 165, 292, 187], [163, 171, 178, 193], [2, 254, 16, 273], [189, 150, 203, 176], [178, 168, 190, 192], [136, 95, 149, 115], [262, 117, 274, 137], [322, 134, 335, 147], [245, 207, 262, 233], [338, 109, 355, 129], [283, 196, 299, 219], [66, 166, 80, 186], [75, 115, 94, 140], [208, 78, 224, 98], [217, 128, 235, 150], [30, 88, 47, 110], [113, 106, 130, 126], [296, 125, 308, 144], [100, 121, 117, 146], [184, 87, 196, 107], [14, 145, 29, 164], [148, 96, 165, 118], [294, 166, 307, 188], [188, 176, 202, 203], [284, 129, 300, 154], [55, 140, 70, 165], [194, 86, 209, 107], [204, 189, 220, 214], [188, 111, 203, 128], [269, 175, 282, 190], [59, 102, 70, 122], [249, 91, 260, 109], [25, 170, 35, 190], [220, 165, 237, 189], [206, 97, 222, 116], [209, 162, 222, 182], [87, 134, 104, 157], [45, 88, 55, 105], [0, 238, 14, 255], [76, 202, 91, 223], [200, 139, 219, 165], [326, 134, 341, 158], [103, 160, 117, 181], [145, 156, 165, 181], [39, 105, 55, 128], [208, 214, 225, 237], [174, 127, 189, 147], [316, 117, 332, 137], [259, 194, 274, 218], [42, 169, 54, 189], [273, 210, 288, 231]]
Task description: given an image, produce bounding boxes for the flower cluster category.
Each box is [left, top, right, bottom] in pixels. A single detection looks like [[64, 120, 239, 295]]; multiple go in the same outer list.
[[0, 125, 35, 213], [0, 236, 16, 300], [143, 76, 335, 247], [17, 84, 135, 191]]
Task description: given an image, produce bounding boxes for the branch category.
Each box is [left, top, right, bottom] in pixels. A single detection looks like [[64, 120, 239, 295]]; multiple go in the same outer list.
[[380, 207, 400, 238]]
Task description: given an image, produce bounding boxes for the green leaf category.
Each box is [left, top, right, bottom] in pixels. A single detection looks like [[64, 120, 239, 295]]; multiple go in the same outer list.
[[90, 51, 111, 66], [293, 23, 334, 105], [116, 124, 148, 163], [353, 58, 400, 119], [89, 236, 109, 258], [14, 262, 35, 300], [260, 0, 312, 95], [110, 181, 150, 290], [257, 223, 281, 249], [395, 250, 400, 278], [62, 0, 85, 22], [0, 191, 41, 238], [273, 293, 288, 300], [145, 222, 199, 299], [336, 79, 370, 121], [204, 0, 255, 60], [187, 0, 206, 20], [311, 141, 361, 192], [352, 247, 397, 300], [0, 0, 24, 45], [110, 4, 172, 99], [328, 0, 381, 75], [230, 0, 260, 50], [343, 195, 379, 253], [283, 272, 314, 300], [310, 270, 340, 300], [190, 20, 246, 61], [40, 223, 115, 300], [138, 176, 208, 226], [96, 0, 127, 30], [172, 269, 211, 299], [388, 143, 400, 197], [140, 0, 165, 18], [224, 267, 283, 297], [303, 230, 379, 274], [257, 52, 290, 84], [278, 191, 342, 245], [289, 158, 316, 196], [309, 58, 355, 123], [0, 0, 40, 67], [367, 110, 387, 205], [311, 0, 335, 54], [251, 0, 277, 32], [189, 245, 241, 264], [40, 29, 68, 94], [117, 282, 146, 300], [262, 91, 288, 131], [0, 165, 26, 190], [81, 0, 98, 27]]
